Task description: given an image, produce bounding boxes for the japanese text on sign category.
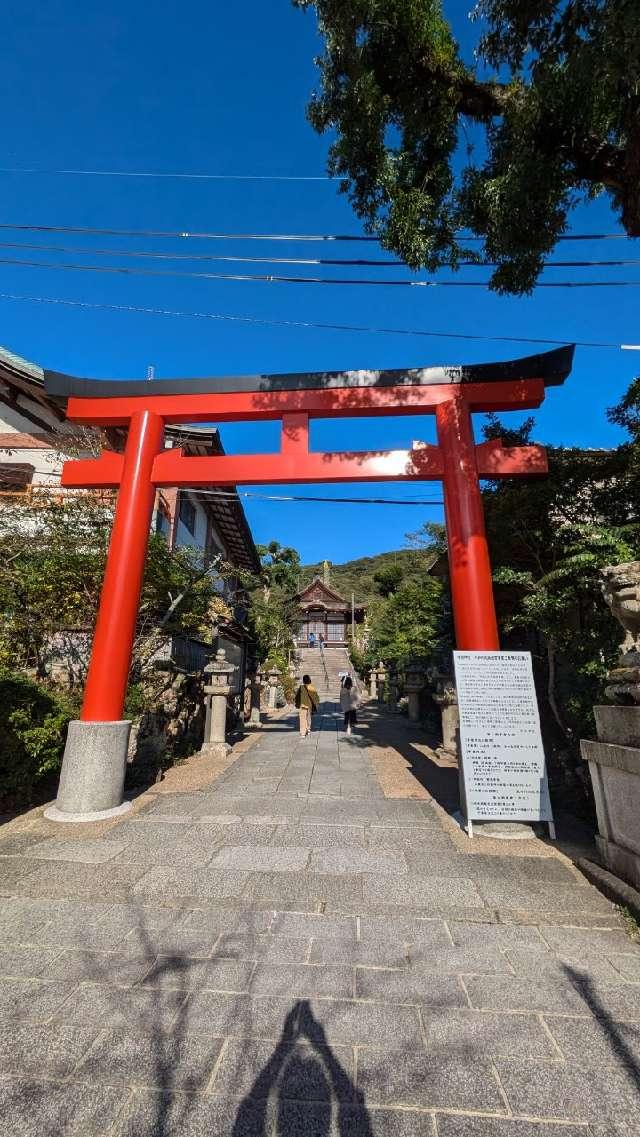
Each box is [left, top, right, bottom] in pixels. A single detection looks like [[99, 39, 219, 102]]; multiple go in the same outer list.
[[453, 651, 553, 823]]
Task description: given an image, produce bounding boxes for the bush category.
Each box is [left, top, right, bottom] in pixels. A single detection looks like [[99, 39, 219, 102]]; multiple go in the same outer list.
[[0, 669, 75, 805]]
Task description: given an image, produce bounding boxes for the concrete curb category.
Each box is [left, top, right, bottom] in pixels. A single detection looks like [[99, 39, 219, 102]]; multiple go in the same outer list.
[[578, 856, 640, 924]]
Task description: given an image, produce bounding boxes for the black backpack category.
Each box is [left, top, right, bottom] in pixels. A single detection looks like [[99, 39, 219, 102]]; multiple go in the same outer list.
[[294, 686, 302, 709]]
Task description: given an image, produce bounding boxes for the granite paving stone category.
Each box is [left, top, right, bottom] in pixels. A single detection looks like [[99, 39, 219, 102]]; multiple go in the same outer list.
[[75, 1029, 225, 1090], [270, 824, 367, 847], [249, 962, 354, 999], [540, 926, 640, 954], [0, 1077, 124, 1136], [465, 974, 590, 1014], [309, 849, 407, 875], [544, 1013, 640, 1066], [355, 967, 467, 1007], [209, 846, 310, 872], [23, 838, 128, 864], [133, 866, 253, 901], [52, 984, 186, 1030], [359, 916, 452, 947], [356, 1050, 505, 1111], [0, 978, 76, 1022], [270, 912, 357, 941], [609, 953, 640, 981], [182, 992, 301, 1039], [363, 873, 484, 910], [0, 1022, 99, 1078], [42, 948, 155, 986], [496, 1061, 640, 1123], [571, 981, 640, 1022], [211, 1037, 355, 1101], [0, 943, 60, 978], [0, 859, 40, 893], [212, 932, 310, 962], [246, 871, 364, 909], [0, 832, 44, 857], [421, 1007, 557, 1059], [180, 908, 275, 935], [142, 957, 255, 991], [446, 921, 548, 949], [121, 927, 217, 957], [298, 997, 422, 1048], [436, 1121, 589, 1137], [15, 861, 147, 900], [505, 948, 626, 983], [115, 1090, 269, 1137]]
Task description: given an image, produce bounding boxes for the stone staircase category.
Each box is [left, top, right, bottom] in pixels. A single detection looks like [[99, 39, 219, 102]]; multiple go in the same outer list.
[[296, 646, 358, 696]]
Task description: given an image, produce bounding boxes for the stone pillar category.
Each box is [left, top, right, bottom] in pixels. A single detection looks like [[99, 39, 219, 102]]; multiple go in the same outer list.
[[267, 666, 281, 710], [375, 661, 387, 706], [369, 668, 377, 700], [387, 668, 399, 713], [431, 675, 459, 759], [581, 561, 640, 891], [200, 648, 237, 758], [246, 669, 263, 730], [404, 662, 425, 724]]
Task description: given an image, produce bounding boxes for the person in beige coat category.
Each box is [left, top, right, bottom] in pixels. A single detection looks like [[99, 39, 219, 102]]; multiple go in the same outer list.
[[295, 673, 320, 738]]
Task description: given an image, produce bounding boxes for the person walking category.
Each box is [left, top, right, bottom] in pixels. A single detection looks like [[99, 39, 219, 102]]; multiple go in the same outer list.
[[340, 675, 358, 736], [295, 673, 319, 738]]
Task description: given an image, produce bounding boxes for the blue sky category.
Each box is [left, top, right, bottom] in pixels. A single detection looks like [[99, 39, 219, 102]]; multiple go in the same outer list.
[[1, 0, 638, 564]]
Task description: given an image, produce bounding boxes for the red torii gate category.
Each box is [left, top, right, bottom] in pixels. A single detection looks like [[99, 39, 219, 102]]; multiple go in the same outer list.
[[44, 344, 573, 820]]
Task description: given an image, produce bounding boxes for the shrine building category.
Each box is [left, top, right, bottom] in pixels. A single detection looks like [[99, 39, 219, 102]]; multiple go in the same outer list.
[[295, 566, 366, 647]]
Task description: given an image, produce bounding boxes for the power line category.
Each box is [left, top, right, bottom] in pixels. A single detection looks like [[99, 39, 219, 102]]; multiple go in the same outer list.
[[16, 480, 444, 506], [2, 290, 639, 350], [0, 167, 332, 181], [0, 222, 635, 244], [1, 252, 640, 287], [2, 240, 640, 270]]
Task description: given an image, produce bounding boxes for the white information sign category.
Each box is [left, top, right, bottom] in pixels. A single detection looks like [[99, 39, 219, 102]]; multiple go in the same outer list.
[[453, 651, 554, 837]]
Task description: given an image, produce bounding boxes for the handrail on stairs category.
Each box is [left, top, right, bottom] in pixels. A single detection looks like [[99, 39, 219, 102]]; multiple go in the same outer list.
[[318, 641, 330, 690]]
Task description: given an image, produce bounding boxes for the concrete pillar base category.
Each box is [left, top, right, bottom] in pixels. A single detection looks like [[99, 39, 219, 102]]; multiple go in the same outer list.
[[46, 720, 132, 823]]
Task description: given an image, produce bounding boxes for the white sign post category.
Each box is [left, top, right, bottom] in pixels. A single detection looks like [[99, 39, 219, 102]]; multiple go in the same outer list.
[[453, 651, 555, 839]]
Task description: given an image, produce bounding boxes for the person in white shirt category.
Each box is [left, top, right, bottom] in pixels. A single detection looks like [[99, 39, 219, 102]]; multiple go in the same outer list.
[[339, 676, 359, 736]]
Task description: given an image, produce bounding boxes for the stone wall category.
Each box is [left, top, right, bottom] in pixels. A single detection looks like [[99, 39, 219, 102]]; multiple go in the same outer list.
[[126, 671, 206, 785]]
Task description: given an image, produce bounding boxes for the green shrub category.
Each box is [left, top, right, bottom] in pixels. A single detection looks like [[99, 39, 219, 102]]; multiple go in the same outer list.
[[0, 669, 74, 805]]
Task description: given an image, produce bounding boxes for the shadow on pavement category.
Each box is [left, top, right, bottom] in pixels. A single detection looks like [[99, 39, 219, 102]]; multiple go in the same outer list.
[[233, 1000, 373, 1136]]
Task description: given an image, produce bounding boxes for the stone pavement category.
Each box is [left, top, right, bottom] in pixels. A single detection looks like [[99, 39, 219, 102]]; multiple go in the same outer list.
[[1, 700, 639, 1135]]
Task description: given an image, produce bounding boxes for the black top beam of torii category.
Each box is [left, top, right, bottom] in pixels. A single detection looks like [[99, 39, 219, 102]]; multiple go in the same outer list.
[[44, 344, 575, 400]]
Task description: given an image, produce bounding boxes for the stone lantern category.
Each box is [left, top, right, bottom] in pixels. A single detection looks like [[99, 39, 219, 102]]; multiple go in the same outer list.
[[246, 666, 263, 730], [428, 666, 459, 758], [386, 667, 399, 713], [404, 662, 425, 723], [267, 665, 281, 710], [375, 661, 388, 706], [369, 666, 377, 700], [201, 648, 237, 757]]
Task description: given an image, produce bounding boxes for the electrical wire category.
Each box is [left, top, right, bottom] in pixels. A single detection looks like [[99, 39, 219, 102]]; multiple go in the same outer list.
[[1, 253, 640, 287], [1, 291, 639, 350], [0, 167, 333, 181], [19, 478, 444, 505], [0, 222, 635, 244], [2, 240, 640, 270]]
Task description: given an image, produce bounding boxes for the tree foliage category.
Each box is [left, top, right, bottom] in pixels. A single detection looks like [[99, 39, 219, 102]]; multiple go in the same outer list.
[[296, 0, 640, 292], [256, 540, 301, 600], [0, 492, 233, 683], [481, 418, 640, 761]]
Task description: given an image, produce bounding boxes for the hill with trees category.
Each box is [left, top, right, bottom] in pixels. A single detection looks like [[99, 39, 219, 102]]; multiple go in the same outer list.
[[299, 545, 438, 607]]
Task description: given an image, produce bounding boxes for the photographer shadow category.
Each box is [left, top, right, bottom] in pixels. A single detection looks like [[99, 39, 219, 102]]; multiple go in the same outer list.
[[232, 1000, 373, 1136]]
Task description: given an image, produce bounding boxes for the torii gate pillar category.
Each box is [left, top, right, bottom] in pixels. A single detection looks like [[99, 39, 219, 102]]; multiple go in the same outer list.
[[41, 346, 573, 821]]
